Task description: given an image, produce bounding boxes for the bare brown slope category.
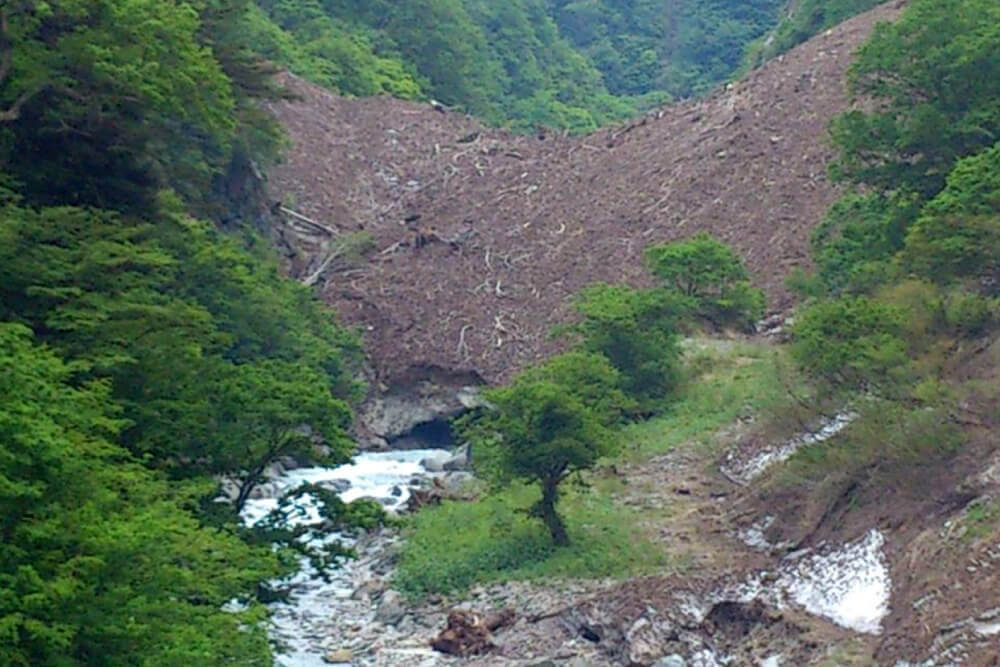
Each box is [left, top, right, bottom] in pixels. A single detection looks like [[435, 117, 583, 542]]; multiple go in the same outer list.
[[267, 2, 904, 383]]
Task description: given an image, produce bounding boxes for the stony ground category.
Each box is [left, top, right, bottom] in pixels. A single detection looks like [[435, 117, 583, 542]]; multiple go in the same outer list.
[[316, 357, 1000, 666]]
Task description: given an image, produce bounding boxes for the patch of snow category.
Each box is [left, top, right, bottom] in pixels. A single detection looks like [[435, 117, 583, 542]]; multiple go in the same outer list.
[[690, 649, 730, 667], [974, 620, 1000, 637], [721, 412, 856, 484], [780, 529, 890, 634], [719, 530, 891, 636], [739, 515, 775, 551], [759, 656, 783, 667]]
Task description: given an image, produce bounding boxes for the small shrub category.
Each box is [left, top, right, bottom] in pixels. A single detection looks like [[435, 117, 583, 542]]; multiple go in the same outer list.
[[790, 296, 912, 394], [945, 292, 999, 337]]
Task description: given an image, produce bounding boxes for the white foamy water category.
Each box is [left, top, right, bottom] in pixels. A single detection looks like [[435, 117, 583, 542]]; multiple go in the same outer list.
[[239, 449, 450, 666]]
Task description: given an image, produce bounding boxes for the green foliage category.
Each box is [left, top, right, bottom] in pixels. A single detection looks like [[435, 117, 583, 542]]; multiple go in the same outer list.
[[462, 375, 615, 544], [746, 0, 882, 66], [645, 232, 765, 329], [809, 193, 914, 295], [517, 351, 636, 427], [830, 0, 1000, 198], [625, 340, 796, 459], [944, 293, 1000, 338], [0, 323, 282, 666], [0, 0, 271, 214], [790, 296, 911, 394], [901, 144, 1000, 286], [550, 0, 783, 99], [0, 200, 361, 495], [782, 398, 962, 484], [393, 482, 665, 597], [246, 0, 795, 132], [659, 0, 783, 97], [563, 283, 690, 411]]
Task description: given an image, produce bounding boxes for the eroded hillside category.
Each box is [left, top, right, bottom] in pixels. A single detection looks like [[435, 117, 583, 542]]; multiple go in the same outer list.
[[266, 2, 904, 385]]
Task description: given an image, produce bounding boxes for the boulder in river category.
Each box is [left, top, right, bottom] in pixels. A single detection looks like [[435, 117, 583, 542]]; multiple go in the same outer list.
[[420, 452, 450, 472], [317, 478, 352, 493], [443, 443, 471, 471]]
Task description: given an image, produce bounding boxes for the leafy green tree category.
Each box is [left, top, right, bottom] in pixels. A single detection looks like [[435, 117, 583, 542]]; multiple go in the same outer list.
[[212, 360, 353, 511], [518, 351, 636, 427], [902, 143, 1000, 286], [809, 193, 917, 295], [830, 0, 1000, 199], [644, 232, 765, 329], [0, 323, 281, 666], [0, 198, 360, 485], [0, 0, 244, 213], [563, 283, 691, 411], [462, 377, 613, 545]]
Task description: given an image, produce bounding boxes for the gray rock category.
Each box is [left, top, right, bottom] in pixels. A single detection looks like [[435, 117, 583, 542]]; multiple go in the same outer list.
[[443, 444, 470, 471], [654, 656, 687, 667], [322, 648, 352, 664], [420, 453, 449, 472], [249, 481, 282, 499], [439, 471, 474, 496], [317, 478, 352, 493], [375, 590, 407, 626], [275, 455, 301, 471], [353, 377, 486, 450]]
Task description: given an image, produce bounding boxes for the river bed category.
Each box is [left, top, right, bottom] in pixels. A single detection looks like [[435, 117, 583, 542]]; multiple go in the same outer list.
[[240, 449, 450, 666]]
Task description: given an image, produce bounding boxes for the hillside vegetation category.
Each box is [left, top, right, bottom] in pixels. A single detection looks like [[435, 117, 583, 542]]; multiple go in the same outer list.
[[247, 0, 795, 131], [2, 0, 999, 664]]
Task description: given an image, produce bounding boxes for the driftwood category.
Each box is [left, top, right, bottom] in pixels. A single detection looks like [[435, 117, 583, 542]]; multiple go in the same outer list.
[[431, 609, 516, 657]]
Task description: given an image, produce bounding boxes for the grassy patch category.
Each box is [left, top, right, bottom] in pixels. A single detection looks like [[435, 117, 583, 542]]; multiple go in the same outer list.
[[623, 340, 795, 459], [957, 498, 1000, 545], [394, 482, 667, 598], [394, 339, 796, 598]]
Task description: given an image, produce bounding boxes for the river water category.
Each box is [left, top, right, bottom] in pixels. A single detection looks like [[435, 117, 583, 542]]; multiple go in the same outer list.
[[240, 449, 450, 666]]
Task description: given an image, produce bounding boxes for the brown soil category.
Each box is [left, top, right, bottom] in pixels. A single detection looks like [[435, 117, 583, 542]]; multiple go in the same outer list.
[[265, 2, 905, 384]]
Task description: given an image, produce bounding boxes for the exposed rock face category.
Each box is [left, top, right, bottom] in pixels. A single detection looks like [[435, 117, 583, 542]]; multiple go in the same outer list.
[[352, 367, 486, 450]]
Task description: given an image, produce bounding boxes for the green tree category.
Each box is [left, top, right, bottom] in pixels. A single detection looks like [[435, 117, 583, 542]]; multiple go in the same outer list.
[[518, 351, 636, 427], [563, 283, 690, 411], [0, 323, 281, 666], [212, 359, 354, 511], [902, 143, 1000, 286], [644, 232, 765, 330], [830, 0, 1000, 198], [462, 377, 613, 546], [0, 0, 244, 213]]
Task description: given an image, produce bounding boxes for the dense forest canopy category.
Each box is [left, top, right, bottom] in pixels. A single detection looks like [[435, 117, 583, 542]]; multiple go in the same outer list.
[[247, 0, 800, 130]]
